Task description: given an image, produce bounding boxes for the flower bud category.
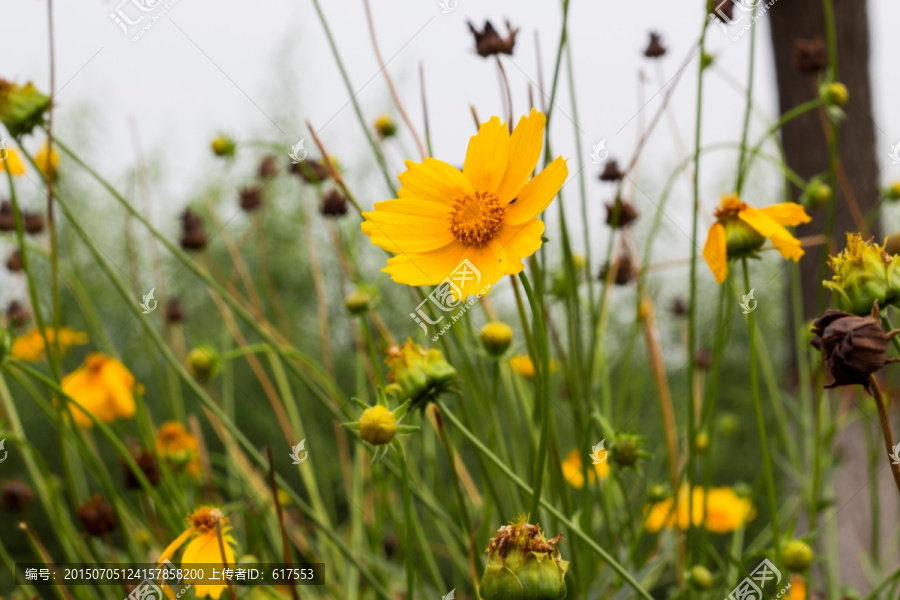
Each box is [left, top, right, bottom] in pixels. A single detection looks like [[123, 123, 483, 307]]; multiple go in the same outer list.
[[344, 290, 372, 315], [211, 135, 236, 158], [480, 518, 568, 600], [187, 346, 220, 382], [689, 565, 714, 590], [822, 82, 849, 107], [611, 434, 647, 467], [386, 341, 456, 406], [0, 80, 51, 137], [823, 234, 900, 316], [810, 304, 898, 394], [694, 431, 709, 453], [646, 484, 669, 503], [480, 322, 513, 356], [358, 405, 397, 445], [886, 181, 900, 202], [804, 177, 833, 209], [374, 114, 398, 139], [782, 539, 813, 572]]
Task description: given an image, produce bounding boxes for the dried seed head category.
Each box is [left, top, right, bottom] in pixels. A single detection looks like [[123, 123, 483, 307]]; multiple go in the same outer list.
[[468, 20, 518, 58], [258, 155, 279, 178], [77, 495, 118, 537], [180, 209, 208, 250], [124, 450, 161, 489], [320, 189, 349, 217], [0, 201, 15, 232], [599, 159, 624, 182], [599, 253, 636, 286], [164, 298, 185, 324], [6, 250, 22, 273], [1, 480, 34, 511], [644, 32, 666, 58], [24, 212, 44, 235], [671, 298, 689, 317], [6, 301, 28, 328], [794, 37, 828, 74], [605, 197, 638, 229], [239, 187, 263, 212], [810, 303, 899, 394]]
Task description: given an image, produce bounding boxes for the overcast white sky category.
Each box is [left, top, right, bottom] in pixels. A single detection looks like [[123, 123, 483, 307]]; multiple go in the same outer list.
[[2, 0, 900, 270]]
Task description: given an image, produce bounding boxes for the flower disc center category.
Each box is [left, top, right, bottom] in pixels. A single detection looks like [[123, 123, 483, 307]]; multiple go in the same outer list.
[[449, 191, 506, 247]]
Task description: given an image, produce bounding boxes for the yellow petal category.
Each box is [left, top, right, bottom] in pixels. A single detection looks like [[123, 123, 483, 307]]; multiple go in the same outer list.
[[362, 199, 455, 253], [702, 222, 728, 284], [758, 202, 811, 227], [504, 156, 568, 225], [182, 530, 236, 599], [383, 243, 505, 299], [738, 206, 805, 261], [463, 116, 510, 192], [494, 219, 545, 262], [398, 158, 473, 205], [62, 371, 108, 427], [157, 528, 192, 564], [495, 109, 545, 203], [0, 149, 26, 176], [100, 364, 137, 421]]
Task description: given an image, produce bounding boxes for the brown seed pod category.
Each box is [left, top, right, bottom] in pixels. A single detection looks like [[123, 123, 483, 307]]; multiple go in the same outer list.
[[468, 20, 518, 58], [599, 160, 624, 182], [1, 480, 34, 511], [76, 495, 118, 537], [179, 209, 208, 250], [793, 37, 828, 74], [605, 197, 638, 228], [644, 32, 666, 58], [320, 189, 349, 217]]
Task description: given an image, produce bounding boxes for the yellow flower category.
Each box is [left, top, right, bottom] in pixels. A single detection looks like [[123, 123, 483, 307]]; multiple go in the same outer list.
[[787, 575, 806, 600], [0, 148, 26, 176], [644, 485, 754, 534], [561, 449, 608, 489], [362, 109, 568, 298], [158, 506, 237, 599], [358, 404, 398, 445], [702, 194, 811, 284], [11, 327, 88, 362], [34, 141, 59, 179], [156, 421, 202, 477], [508, 353, 558, 378], [61, 353, 137, 427]]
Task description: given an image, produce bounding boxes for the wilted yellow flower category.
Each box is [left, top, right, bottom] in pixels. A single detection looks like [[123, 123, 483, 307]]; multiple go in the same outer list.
[[62, 354, 137, 427], [644, 485, 754, 534], [156, 421, 202, 477], [159, 506, 237, 599], [703, 194, 810, 284], [12, 327, 88, 362], [362, 109, 567, 298], [0, 148, 26, 176], [34, 141, 59, 179], [561, 449, 608, 489]]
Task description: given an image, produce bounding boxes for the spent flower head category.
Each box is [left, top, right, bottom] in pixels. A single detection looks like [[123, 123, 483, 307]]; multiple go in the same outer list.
[[480, 516, 568, 600], [0, 80, 51, 137], [823, 234, 900, 315]]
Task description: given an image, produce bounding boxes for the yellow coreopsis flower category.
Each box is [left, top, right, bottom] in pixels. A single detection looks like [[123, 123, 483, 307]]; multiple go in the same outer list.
[[156, 421, 202, 477], [362, 109, 568, 298], [703, 194, 811, 284], [0, 148, 26, 176], [34, 141, 59, 179], [508, 353, 558, 378], [11, 327, 88, 362], [158, 506, 237, 599], [561, 448, 608, 489], [644, 485, 754, 534], [61, 353, 137, 427]]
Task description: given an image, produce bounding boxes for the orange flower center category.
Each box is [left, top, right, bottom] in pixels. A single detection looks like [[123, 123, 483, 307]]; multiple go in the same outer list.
[[188, 507, 226, 533], [713, 195, 746, 222], [449, 191, 506, 247]]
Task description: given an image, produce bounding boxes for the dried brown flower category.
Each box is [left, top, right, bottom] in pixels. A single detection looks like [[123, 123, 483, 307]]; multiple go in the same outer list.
[[468, 20, 518, 58], [77, 495, 118, 537], [599, 160, 624, 182], [0, 201, 14, 232], [810, 303, 899, 394], [1, 480, 34, 511], [165, 298, 185, 324], [180, 209, 208, 250], [6, 250, 22, 273], [599, 253, 636, 286], [644, 32, 666, 58], [24, 212, 44, 235], [605, 197, 638, 228], [239, 187, 263, 211], [291, 158, 331, 184], [124, 450, 161, 489], [671, 298, 688, 317], [258, 155, 278, 178], [320, 189, 349, 217], [6, 300, 28, 328], [793, 37, 828, 74]]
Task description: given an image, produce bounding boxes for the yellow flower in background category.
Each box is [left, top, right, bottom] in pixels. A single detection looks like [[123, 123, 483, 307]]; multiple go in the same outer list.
[[645, 485, 754, 534], [12, 327, 88, 362], [62, 353, 137, 427], [508, 353, 558, 378], [561, 449, 608, 489], [787, 575, 807, 600], [156, 421, 202, 477], [703, 194, 810, 284], [362, 109, 568, 298], [0, 148, 26, 176], [34, 141, 59, 179], [159, 506, 237, 599]]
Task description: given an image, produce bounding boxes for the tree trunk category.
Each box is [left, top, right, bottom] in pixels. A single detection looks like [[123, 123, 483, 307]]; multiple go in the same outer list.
[[769, 1, 889, 594], [768, 0, 880, 320]]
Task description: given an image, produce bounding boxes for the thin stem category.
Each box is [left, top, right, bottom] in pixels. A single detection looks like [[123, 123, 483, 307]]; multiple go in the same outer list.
[[868, 374, 900, 497], [519, 272, 552, 518], [399, 452, 415, 600], [741, 258, 782, 565]]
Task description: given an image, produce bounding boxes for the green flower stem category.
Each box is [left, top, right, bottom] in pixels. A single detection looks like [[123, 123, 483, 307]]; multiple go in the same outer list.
[[740, 258, 782, 566], [868, 375, 900, 497], [734, 0, 758, 192], [519, 272, 552, 519], [399, 451, 415, 600], [437, 401, 654, 600], [686, 15, 711, 562]]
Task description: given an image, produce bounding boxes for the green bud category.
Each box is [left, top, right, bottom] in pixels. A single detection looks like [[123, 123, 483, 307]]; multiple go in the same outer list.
[[480, 518, 568, 600], [822, 82, 849, 107], [689, 565, 714, 590], [804, 177, 833, 209], [481, 322, 514, 356], [783, 539, 813, 572], [187, 345, 220, 382], [344, 290, 372, 315], [211, 135, 236, 158], [824, 233, 900, 315], [886, 181, 900, 202], [722, 216, 766, 258], [611, 434, 647, 467]]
